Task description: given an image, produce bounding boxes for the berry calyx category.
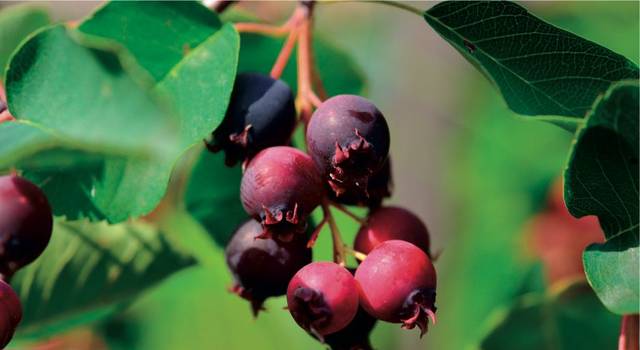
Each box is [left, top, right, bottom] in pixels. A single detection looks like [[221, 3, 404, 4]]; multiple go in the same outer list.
[[306, 95, 390, 199], [330, 157, 392, 209], [240, 146, 323, 241], [354, 206, 430, 256], [0, 279, 22, 348], [206, 72, 297, 166], [0, 175, 53, 279], [225, 219, 312, 316], [287, 262, 359, 338], [355, 240, 437, 337]]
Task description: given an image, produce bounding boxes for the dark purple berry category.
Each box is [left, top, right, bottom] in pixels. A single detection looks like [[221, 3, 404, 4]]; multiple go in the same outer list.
[[306, 95, 390, 199], [287, 262, 359, 337], [0, 175, 53, 279], [354, 206, 430, 256], [240, 146, 323, 242], [355, 240, 437, 337], [225, 219, 312, 316], [0, 279, 22, 348], [206, 73, 297, 166], [330, 157, 392, 208]]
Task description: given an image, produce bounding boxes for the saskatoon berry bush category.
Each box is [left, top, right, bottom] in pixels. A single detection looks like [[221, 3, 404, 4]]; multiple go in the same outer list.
[[0, 1, 638, 349]]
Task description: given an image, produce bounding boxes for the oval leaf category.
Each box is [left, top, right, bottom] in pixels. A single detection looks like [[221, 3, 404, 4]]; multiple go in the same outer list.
[[0, 4, 50, 77], [424, 1, 639, 118], [564, 81, 639, 314], [11, 219, 194, 340]]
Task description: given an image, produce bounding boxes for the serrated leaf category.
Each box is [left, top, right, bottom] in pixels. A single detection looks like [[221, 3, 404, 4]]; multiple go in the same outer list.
[[6, 25, 178, 155], [79, 1, 240, 148], [223, 10, 366, 96], [564, 81, 639, 314], [11, 219, 195, 340], [0, 4, 50, 79], [480, 282, 619, 350], [424, 1, 639, 119], [184, 148, 246, 247]]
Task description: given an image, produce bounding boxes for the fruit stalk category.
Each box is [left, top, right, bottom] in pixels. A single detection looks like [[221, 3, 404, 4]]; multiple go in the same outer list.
[[322, 201, 347, 265]]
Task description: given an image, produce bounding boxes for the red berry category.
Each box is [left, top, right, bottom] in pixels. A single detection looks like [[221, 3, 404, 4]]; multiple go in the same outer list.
[[355, 240, 437, 337], [225, 219, 312, 315], [0, 279, 22, 348], [207, 73, 297, 166], [0, 175, 53, 279], [354, 206, 430, 256], [240, 146, 323, 242], [306, 95, 390, 199], [287, 262, 359, 337]]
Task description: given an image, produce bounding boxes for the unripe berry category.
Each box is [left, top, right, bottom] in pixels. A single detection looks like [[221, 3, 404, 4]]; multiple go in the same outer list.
[[225, 219, 312, 315], [0, 279, 22, 348], [0, 175, 53, 279], [306, 95, 390, 199], [240, 146, 323, 242], [207, 73, 296, 166], [287, 262, 359, 337], [354, 206, 430, 256], [355, 240, 437, 337]]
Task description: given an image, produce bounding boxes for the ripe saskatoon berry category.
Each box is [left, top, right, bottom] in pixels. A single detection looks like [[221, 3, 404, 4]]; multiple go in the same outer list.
[[330, 157, 392, 209], [314, 269, 377, 350], [240, 146, 323, 241], [355, 240, 437, 337], [206, 72, 296, 166], [225, 219, 312, 315], [354, 206, 430, 256], [0, 279, 22, 348], [0, 175, 53, 279], [306, 95, 390, 198], [287, 262, 359, 337]]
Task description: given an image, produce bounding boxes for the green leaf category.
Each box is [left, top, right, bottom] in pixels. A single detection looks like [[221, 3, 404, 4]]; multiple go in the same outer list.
[[223, 10, 366, 96], [79, 1, 240, 148], [563, 81, 639, 314], [480, 282, 620, 350], [0, 4, 50, 79], [583, 234, 639, 315], [11, 218, 195, 340], [184, 148, 246, 247], [424, 1, 639, 118], [6, 25, 179, 154]]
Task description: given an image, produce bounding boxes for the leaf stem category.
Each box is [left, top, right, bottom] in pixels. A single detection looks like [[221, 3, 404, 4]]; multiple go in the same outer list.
[[619, 314, 639, 350], [317, 0, 424, 17]]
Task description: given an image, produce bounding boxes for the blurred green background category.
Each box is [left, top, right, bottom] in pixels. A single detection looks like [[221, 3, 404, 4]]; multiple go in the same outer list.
[[2, 1, 638, 349]]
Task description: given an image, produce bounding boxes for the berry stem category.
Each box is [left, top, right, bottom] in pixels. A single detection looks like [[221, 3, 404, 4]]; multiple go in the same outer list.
[[234, 22, 291, 37], [331, 202, 366, 225], [296, 11, 315, 123], [619, 314, 639, 350], [317, 0, 424, 17], [270, 27, 300, 79], [307, 216, 328, 248], [343, 245, 367, 261], [322, 201, 347, 266], [307, 91, 324, 108]]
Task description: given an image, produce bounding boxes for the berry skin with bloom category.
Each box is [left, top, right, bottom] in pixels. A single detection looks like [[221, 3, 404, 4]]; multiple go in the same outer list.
[[0, 175, 53, 279], [355, 240, 437, 337], [206, 72, 297, 166], [0, 279, 22, 348], [287, 262, 360, 337], [225, 219, 312, 315], [240, 146, 324, 242]]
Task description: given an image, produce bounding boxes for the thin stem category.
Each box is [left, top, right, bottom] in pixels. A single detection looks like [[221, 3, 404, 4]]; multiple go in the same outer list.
[[307, 91, 324, 109], [296, 14, 314, 123], [343, 245, 367, 261], [317, 0, 424, 17], [322, 201, 346, 265], [331, 202, 366, 225], [307, 216, 328, 248], [234, 22, 291, 37], [619, 314, 639, 350], [0, 111, 14, 124], [270, 28, 299, 79]]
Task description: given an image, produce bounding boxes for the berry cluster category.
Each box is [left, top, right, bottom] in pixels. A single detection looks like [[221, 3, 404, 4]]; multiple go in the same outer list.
[[0, 174, 54, 347], [212, 71, 438, 349]]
